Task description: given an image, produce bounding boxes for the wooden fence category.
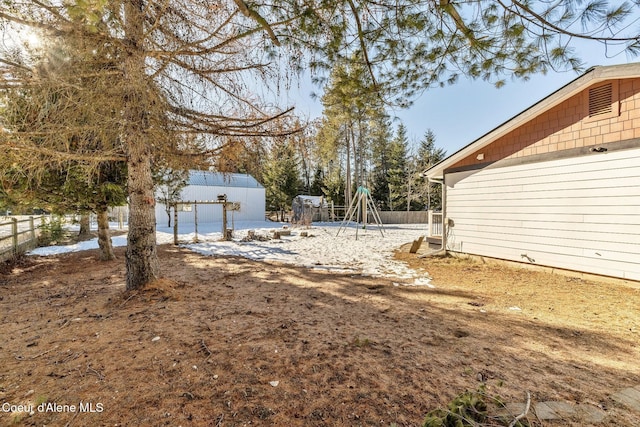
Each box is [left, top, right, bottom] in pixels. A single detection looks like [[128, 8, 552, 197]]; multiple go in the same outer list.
[[268, 208, 433, 225], [377, 211, 429, 224], [0, 216, 42, 262]]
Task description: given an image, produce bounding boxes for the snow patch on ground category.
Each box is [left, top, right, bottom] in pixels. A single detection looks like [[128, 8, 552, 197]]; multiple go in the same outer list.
[[28, 221, 433, 286]]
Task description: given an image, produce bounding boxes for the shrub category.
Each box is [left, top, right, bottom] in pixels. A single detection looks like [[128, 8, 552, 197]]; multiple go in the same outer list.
[[38, 215, 65, 246], [423, 387, 488, 427], [422, 386, 530, 427]]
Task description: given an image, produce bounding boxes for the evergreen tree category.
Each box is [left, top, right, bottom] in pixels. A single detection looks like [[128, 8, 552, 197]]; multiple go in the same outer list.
[[153, 167, 189, 228], [369, 118, 394, 210], [415, 130, 447, 210], [322, 161, 346, 206], [316, 59, 388, 205], [0, 29, 126, 260], [387, 124, 409, 211], [0, 1, 300, 289], [310, 167, 325, 197], [262, 139, 301, 222], [290, 124, 320, 195], [1, 162, 127, 260]]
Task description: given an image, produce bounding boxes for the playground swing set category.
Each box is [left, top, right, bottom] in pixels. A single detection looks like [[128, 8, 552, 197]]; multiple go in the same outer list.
[[336, 186, 385, 239]]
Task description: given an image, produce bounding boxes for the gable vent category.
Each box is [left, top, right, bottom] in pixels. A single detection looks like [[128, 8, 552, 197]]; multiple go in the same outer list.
[[588, 84, 613, 117]]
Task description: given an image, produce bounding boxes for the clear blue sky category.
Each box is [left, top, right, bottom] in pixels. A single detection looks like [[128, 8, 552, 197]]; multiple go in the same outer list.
[[284, 46, 634, 157]]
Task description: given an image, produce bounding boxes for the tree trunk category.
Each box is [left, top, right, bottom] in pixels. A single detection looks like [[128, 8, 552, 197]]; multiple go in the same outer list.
[[78, 213, 91, 237], [356, 119, 365, 188], [125, 140, 160, 289], [96, 208, 116, 261], [350, 127, 359, 189], [345, 133, 352, 205], [123, 0, 160, 290]]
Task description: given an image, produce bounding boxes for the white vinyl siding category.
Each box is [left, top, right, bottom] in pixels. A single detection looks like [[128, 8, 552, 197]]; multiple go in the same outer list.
[[444, 147, 640, 281]]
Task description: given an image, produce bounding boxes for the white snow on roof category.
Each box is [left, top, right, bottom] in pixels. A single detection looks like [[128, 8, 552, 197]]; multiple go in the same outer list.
[[188, 171, 263, 188]]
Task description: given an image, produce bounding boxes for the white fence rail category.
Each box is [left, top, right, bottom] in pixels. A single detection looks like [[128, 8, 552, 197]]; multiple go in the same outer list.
[[0, 216, 45, 261]]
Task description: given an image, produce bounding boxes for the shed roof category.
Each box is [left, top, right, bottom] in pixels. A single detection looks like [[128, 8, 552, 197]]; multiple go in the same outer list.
[[425, 62, 640, 180], [188, 171, 264, 188]]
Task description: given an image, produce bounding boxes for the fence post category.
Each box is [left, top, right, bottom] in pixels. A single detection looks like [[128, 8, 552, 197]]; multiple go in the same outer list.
[[12, 218, 18, 255], [222, 202, 229, 241], [194, 202, 199, 243], [173, 204, 178, 245], [29, 216, 35, 242]]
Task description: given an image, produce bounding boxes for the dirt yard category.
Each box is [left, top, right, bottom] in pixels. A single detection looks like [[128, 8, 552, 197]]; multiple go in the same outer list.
[[1, 244, 639, 426]]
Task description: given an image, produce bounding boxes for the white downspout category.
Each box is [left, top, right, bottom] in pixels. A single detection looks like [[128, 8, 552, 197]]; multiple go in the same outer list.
[[427, 176, 446, 255]]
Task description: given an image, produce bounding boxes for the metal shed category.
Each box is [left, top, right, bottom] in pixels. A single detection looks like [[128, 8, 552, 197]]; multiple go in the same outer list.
[[155, 171, 265, 225]]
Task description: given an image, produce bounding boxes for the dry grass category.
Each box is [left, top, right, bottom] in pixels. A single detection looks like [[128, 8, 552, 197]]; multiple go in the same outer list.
[[0, 245, 638, 426]]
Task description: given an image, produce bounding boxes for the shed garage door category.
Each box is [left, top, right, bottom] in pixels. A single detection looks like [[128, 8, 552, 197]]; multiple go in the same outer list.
[[444, 147, 640, 281]]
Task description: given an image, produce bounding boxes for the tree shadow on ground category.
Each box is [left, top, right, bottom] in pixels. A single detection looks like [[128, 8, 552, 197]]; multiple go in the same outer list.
[[1, 245, 638, 427]]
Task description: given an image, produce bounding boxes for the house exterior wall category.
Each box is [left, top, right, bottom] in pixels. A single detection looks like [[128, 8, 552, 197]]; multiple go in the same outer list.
[[442, 77, 640, 281], [444, 147, 640, 280], [156, 185, 265, 226], [449, 78, 640, 170]]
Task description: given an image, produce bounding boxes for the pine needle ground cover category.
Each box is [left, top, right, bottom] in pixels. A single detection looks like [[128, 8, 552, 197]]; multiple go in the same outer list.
[[1, 245, 639, 426]]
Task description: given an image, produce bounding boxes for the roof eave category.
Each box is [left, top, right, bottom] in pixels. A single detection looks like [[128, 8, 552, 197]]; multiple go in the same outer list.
[[425, 63, 640, 179]]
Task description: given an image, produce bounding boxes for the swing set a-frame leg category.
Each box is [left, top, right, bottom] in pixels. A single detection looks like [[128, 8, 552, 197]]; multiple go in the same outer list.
[[337, 192, 359, 236], [336, 187, 385, 238]]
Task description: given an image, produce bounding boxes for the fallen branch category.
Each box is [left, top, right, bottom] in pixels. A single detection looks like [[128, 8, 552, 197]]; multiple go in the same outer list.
[[86, 364, 105, 381], [14, 346, 58, 361], [509, 391, 531, 427], [57, 352, 81, 364], [31, 347, 56, 359], [120, 292, 137, 307], [199, 339, 212, 359]]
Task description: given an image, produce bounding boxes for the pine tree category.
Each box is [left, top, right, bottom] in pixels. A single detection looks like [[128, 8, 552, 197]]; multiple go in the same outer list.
[[153, 167, 189, 228], [310, 167, 325, 196], [316, 60, 388, 205], [322, 161, 346, 206], [369, 118, 393, 210], [387, 124, 409, 211], [415, 130, 447, 210], [262, 139, 301, 222], [0, 29, 127, 260], [1, 1, 297, 288]]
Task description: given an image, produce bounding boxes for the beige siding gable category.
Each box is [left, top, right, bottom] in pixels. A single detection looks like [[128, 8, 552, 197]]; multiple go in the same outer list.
[[448, 78, 640, 172]]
